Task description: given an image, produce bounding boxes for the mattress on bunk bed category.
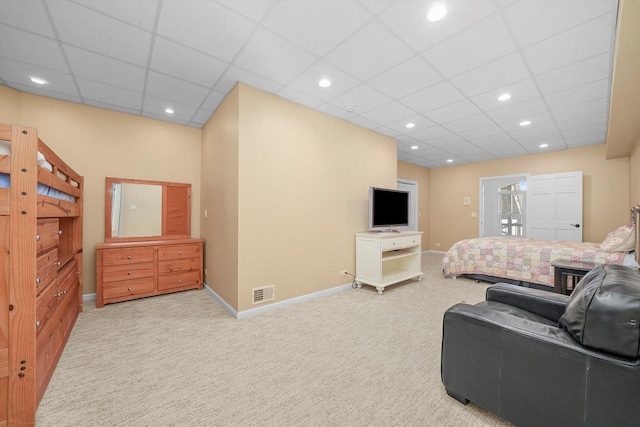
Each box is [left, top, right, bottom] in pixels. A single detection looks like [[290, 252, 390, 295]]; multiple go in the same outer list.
[[0, 142, 76, 202], [442, 236, 628, 288]]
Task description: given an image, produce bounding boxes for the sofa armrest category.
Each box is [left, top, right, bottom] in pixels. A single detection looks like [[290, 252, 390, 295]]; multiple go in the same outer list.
[[486, 283, 568, 323]]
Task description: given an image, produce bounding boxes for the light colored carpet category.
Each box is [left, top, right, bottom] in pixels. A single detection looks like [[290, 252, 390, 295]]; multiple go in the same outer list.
[[37, 253, 511, 426]]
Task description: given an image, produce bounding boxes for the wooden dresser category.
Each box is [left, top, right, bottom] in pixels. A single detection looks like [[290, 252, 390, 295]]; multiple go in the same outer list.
[[96, 238, 203, 307]]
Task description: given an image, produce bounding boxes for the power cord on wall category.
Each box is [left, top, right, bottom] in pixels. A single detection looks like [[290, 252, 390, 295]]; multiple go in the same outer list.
[[343, 272, 358, 288]]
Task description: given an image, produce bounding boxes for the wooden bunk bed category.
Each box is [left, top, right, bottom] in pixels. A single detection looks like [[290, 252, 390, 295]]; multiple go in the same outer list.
[[0, 124, 83, 426]]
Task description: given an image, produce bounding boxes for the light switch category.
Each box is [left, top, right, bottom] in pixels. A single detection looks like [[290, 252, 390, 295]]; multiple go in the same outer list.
[[463, 197, 470, 206], [129, 205, 137, 210], [471, 212, 477, 217]]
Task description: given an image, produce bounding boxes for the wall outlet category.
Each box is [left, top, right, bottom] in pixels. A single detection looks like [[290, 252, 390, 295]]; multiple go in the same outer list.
[[341, 270, 348, 275], [204, 268, 208, 275], [435, 243, 441, 247]]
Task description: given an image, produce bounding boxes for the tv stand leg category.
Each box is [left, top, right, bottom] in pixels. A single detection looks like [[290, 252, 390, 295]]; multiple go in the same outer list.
[[376, 286, 384, 295]]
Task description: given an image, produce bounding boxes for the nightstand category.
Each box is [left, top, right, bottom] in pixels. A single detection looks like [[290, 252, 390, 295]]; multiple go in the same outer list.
[[552, 261, 600, 295]]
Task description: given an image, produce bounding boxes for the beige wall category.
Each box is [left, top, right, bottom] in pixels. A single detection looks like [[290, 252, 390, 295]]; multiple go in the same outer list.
[[200, 85, 240, 309], [201, 83, 397, 313], [429, 144, 629, 251], [630, 137, 640, 205], [1, 85, 202, 295], [397, 161, 430, 248]]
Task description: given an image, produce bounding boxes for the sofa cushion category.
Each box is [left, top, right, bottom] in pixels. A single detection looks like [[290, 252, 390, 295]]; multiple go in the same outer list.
[[559, 265, 640, 359]]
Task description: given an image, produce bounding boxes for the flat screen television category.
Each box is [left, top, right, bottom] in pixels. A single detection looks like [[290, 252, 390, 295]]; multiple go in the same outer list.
[[368, 186, 410, 232]]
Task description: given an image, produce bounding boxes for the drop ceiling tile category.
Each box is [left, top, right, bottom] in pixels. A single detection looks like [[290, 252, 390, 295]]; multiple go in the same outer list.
[[286, 61, 361, 102], [561, 123, 608, 139], [565, 133, 606, 147], [47, 1, 152, 66], [379, 0, 497, 52], [6, 82, 80, 104], [368, 56, 443, 99], [145, 71, 208, 107], [425, 99, 481, 124], [190, 108, 214, 126], [158, 1, 255, 62], [556, 112, 608, 132], [550, 98, 609, 122], [218, 0, 276, 22], [315, 103, 357, 121], [0, 26, 68, 72], [426, 133, 465, 147], [70, 0, 159, 31], [349, 115, 383, 129], [0, 2, 55, 37], [498, 111, 554, 132], [143, 94, 197, 122], [503, 0, 616, 48], [470, 79, 541, 112], [507, 124, 562, 141], [443, 141, 478, 153], [415, 158, 443, 169], [233, 28, 317, 84], [215, 65, 282, 95], [457, 125, 505, 141], [466, 131, 514, 147], [396, 135, 421, 146], [276, 86, 324, 109], [77, 77, 142, 110], [535, 53, 611, 96], [400, 81, 465, 114], [442, 113, 494, 133], [397, 150, 414, 162], [523, 14, 614, 75], [385, 115, 436, 134], [482, 141, 528, 157], [486, 97, 547, 124], [406, 125, 451, 141], [84, 99, 141, 116], [359, 101, 416, 126], [545, 79, 609, 110], [262, 0, 370, 56], [201, 90, 227, 111], [64, 46, 146, 92], [423, 14, 517, 78], [0, 58, 78, 97], [450, 52, 530, 97], [458, 150, 497, 162], [359, 0, 394, 14], [324, 20, 414, 81], [329, 84, 391, 115], [150, 37, 228, 87], [374, 126, 403, 138]]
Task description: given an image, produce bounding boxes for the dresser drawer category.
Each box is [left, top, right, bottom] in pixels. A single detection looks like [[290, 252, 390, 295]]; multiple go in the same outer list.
[[403, 235, 420, 247], [36, 278, 59, 335], [158, 257, 200, 275], [36, 218, 60, 255], [103, 277, 154, 300], [102, 247, 154, 266], [158, 244, 201, 261], [36, 248, 59, 295], [381, 237, 404, 251], [102, 262, 154, 283], [157, 271, 200, 291]]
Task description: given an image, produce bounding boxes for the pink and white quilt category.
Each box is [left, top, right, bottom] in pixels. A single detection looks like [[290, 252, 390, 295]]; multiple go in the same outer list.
[[442, 237, 627, 288]]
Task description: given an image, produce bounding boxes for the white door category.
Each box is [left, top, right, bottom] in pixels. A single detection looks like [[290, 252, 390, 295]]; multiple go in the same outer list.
[[526, 171, 583, 242], [397, 179, 418, 231]]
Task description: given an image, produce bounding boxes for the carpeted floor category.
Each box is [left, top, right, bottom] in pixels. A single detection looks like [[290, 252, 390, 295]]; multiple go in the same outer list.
[[36, 253, 511, 426]]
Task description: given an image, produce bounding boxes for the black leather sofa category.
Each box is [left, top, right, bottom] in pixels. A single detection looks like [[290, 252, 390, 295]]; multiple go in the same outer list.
[[441, 264, 640, 427]]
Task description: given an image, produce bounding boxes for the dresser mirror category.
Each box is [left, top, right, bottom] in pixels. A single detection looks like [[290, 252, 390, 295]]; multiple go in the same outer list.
[[105, 177, 191, 242]]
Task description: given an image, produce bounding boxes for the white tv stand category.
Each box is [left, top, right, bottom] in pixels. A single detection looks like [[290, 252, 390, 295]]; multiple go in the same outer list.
[[354, 231, 423, 295]]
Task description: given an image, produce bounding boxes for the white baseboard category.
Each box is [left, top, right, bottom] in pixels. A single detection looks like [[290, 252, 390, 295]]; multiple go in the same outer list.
[[203, 281, 354, 319], [83, 293, 96, 301], [425, 249, 446, 254]]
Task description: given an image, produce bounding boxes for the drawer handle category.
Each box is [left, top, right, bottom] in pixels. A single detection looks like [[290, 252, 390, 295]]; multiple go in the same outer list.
[[36, 320, 40, 328], [76, 271, 81, 275], [178, 265, 182, 270], [127, 255, 132, 259], [58, 230, 62, 235], [127, 287, 132, 291], [35, 234, 40, 241], [127, 271, 132, 275], [55, 261, 61, 267], [36, 277, 41, 284], [178, 279, 182, 284], [178, 251, 182, 255]]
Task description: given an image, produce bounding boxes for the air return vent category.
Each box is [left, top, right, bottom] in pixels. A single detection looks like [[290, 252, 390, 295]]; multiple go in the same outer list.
[[252, 285, 275, 305]]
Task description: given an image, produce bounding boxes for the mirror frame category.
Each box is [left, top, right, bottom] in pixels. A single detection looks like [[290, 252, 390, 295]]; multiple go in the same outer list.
[[105, 177, 191, 242]]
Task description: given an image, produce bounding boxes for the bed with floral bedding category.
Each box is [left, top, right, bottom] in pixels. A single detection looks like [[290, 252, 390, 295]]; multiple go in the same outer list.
[[442, 222, 636, 289]]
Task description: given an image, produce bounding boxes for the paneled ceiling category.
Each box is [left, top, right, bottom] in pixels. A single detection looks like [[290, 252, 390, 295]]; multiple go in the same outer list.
[[0, 0, 619, 168]]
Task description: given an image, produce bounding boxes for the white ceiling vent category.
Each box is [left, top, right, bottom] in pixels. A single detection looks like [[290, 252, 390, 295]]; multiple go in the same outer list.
[[252, 285, 275, 305]]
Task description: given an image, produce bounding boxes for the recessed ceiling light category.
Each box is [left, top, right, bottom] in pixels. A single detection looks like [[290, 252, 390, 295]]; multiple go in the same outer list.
[[427, 3, 447, 22], [446, 159, 453, 163], [411, 145, 419, 150], [539, 143, 549, 148], [165, 108, 174, 114], [520, 120, 532, 126], [497, 93, 511, 101], [318, 78, 331, 88], [406, 122, 416, 128], [30, 77, 48, 85]]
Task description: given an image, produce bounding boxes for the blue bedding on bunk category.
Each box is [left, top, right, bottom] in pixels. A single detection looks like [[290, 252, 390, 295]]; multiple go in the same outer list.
[[0, 173, 75, 202]]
